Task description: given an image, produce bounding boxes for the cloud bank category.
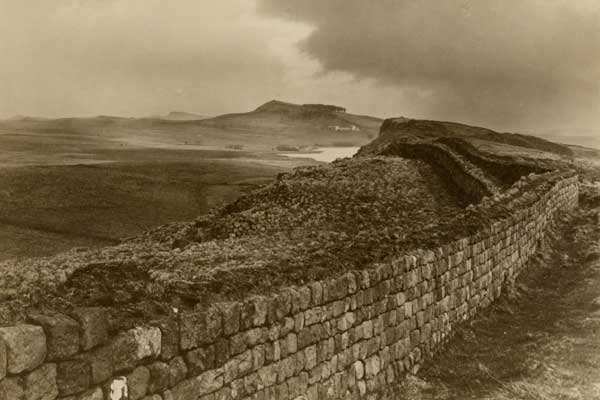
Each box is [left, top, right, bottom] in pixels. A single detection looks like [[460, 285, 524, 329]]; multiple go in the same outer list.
[[1, 0, 598, 134], [259, 0, 600, 131]]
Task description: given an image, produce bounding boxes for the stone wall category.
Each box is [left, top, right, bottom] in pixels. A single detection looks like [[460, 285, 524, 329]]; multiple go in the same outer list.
[[434, 137, 550, 186], [378, 141, 500, 202], [0, 169, 578, 400]]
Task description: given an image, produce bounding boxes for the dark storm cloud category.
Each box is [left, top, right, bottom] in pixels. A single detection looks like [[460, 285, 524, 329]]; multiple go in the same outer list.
[[258, 0, 600, 131]]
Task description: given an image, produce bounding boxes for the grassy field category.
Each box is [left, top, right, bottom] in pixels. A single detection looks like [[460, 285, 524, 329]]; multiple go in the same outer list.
[[0, 101, 378, 260], [0, 158, 305, 260]]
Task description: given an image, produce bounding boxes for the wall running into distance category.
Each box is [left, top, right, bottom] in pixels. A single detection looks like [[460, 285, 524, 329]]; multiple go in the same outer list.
[[0, 172, 579, 400]]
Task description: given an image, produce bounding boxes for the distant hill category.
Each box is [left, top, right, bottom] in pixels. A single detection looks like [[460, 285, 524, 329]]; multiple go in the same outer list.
[[0, 100, 383, 151], [197, 100, 382, 147]]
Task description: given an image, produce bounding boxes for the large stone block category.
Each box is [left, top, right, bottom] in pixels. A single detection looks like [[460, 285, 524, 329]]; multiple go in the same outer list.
[[28, 313, 80, 361], [309, 282, 323, 306], [23, 363, 58, 400], [132, 327, 161, 360], [0, 325, 46, 374], [256, 364, 277, 389], [112, 327, 161, 373], [152, 318, 179, 361], [127, 366, 150, 400], [141, 395, 162, 400], [0, 338, 6, 380], [170, 369, 223, 399], [304, 345, 317, 370], [185, 345, 215, 376], [179, 309, 222, 350], [217, 303, 240, 337], [56, 359, 90, 396], [364, 355, 380, 379], [214, 339, 230, 367], [267, 292, 291, 324], [76, 387, 103, 400], [146, 362, 170, 394], [111, 332, 139, 373], [142, 394, 161, 400], [0, 377, 24, 400], [167, 357, 188, 388], [86, 345, 113, 385], [71, 307, 109, 351]]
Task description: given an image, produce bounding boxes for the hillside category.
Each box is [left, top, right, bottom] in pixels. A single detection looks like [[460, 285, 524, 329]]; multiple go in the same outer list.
[[0, 100, 382, 157], [197, 100, 382, 148], [373, 118, 573, 157], [0, 114, 584, 324]]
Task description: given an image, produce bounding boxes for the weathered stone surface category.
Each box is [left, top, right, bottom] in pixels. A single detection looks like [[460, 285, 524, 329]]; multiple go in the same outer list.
[[28, 313, 80, 361], [0, 338, 6, 380], [132, 327, 161, 360], [179, 309, 222, 350], [168, 369, 224, 400], [57, 359, 90, 396], [111, 332, 139, 373], [214, 339, 230, 367], [86, 345, 113, 384], [0, 325, 46, 374], [365, 355, 380, 379], [76, 387, 103, 400], [127, 366, 150, 400], [167, 357, 188, 388], [256, 364, 277, 389], [152, 319, 178, 361], [146, 362, 170, 394], [112, 327, 161, 373], [304, 345, 317, 370], [218, 303, 240, 336], [23, 363, 58, 400], [71, 307, 109, 351], [241, 297, 268, 331], [185, 346, 215, 376], [353, 361, 364, 380], [267, 292, 291, 323], [195, 369, 224, 395], [0, 377, 24, 400], [140, 395, 162, 400]]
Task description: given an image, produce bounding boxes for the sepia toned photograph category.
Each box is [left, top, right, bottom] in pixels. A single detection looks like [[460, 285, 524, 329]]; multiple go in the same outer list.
[[0, 1, 599, 399]]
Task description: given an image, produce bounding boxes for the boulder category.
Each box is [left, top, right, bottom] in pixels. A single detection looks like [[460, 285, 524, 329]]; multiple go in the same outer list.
[[0, 377, 24, 400], [56, 359, 90, 396], [0, 325, 46, 374], [28, 313, 80, 360], [23, 363, 58, 400], [71, 308, 109, 351], [0, 338, 6, 379], [126, 366, 150, 400]]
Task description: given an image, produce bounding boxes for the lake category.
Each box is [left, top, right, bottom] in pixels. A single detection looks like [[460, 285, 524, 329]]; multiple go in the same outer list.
[[279, 146, 360, 162]]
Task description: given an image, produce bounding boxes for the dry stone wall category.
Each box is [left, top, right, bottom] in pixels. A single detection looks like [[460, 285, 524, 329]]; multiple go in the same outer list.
[[0, 168, 578, 400], [377, 141, 500, 202]]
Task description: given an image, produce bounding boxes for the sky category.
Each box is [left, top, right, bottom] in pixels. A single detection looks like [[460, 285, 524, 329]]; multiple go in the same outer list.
[[1, 0, 599, 135]]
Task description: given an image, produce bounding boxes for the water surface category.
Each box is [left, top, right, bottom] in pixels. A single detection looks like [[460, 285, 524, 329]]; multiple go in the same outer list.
[[279, 147, 359, 162]]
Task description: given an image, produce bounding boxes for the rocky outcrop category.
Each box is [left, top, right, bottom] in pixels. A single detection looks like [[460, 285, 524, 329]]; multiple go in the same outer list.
[[372, 118, 573, 156]]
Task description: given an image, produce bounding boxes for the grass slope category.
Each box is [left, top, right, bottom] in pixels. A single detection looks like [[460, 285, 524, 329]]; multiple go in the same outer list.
[[0, 158, 297, 260]]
